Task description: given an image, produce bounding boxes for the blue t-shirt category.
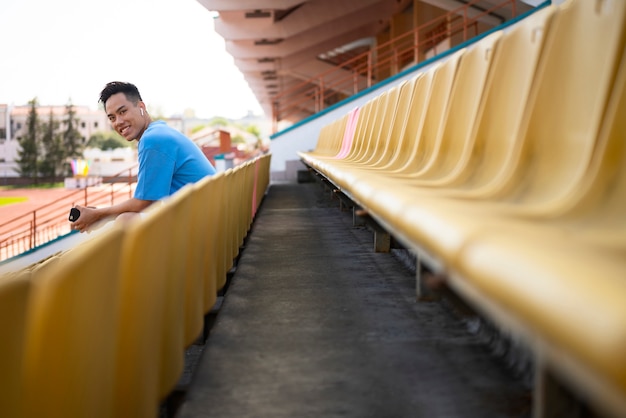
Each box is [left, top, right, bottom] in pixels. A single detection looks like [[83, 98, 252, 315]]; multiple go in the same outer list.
[[134, 121, 216, 201]]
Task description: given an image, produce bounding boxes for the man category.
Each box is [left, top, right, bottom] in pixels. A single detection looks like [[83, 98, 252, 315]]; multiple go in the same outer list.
[[71, 81, 216, 232]]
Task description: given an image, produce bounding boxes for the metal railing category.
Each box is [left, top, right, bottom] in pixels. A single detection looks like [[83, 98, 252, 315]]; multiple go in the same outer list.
[[0, 126, 248, 262], [0, 166, 137, 262], [271, 0, 517, 131]]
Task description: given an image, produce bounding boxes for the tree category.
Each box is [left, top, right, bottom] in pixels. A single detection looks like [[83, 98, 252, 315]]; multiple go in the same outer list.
[[209, 116, 230, 127], [40, 109, 65, 178], [245, 125, 262, 140], [244, 124, 264, 149], [231, 134, 246, 144], [87, 131, 132, 150], [191, 124, 207, 134], [15, 98, 41, 182], [62, 102, 83, 160]]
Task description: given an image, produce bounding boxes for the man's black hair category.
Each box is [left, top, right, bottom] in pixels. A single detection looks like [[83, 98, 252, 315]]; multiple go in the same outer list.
[[99, 81, 143, 107]]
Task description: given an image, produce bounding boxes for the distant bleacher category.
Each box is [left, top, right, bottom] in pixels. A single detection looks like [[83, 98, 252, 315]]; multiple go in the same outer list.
[[300, 1, 626, 416]]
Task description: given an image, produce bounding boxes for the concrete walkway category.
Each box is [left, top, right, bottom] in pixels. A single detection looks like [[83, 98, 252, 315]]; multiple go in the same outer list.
[[177, 182, 530, 418]]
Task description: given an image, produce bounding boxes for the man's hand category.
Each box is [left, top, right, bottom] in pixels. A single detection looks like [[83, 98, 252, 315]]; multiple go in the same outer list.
[[69, 198, 153, 233], [70, 205, 101, 233]]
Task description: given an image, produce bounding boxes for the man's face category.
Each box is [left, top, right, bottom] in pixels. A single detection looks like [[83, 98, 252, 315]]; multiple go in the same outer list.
[[105, 92, 146, 141]]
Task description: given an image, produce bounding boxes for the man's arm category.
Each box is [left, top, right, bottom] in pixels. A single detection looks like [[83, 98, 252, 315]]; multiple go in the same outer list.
[[71, 198, 154, 232]]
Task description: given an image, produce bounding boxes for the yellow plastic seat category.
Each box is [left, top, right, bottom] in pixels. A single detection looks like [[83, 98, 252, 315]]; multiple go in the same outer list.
[[439, 5, 556, 194], [334, 31, 500, 194], [298, 1, 626, 415], [0, 274, 30, 418], [343, 94, 384, 164], [22, 226, 125, 418], [351, 0, 625, 260], [28, 252, 63, 274], [312, 95, 377, 174], [344, 5, 554, 218], [455, 30, 626, 353], [213, 171, 230, 292], [374, 66, 436, 172], [456, 69, 626, 411], [386, 48, 465, 176], [316, 115, 347, 157], [209, 172, 229, 294], [402, 30, 502, 182], [241, 161, 256, 242], [114, 203, 175, 418], [456, 234, 626, 418], [251, 154, 271, 218], [325, 47, 465, 193], [333, 106, 362, 160], [151, 186, 196, 401], [367, 75, 420, 169], [354, 4, 626, 413], [352, 31, 500, 186], [304, 113, 348, 159], [425, 0, 618, 205], [237, 161, 254, 242], [301, 106, 359, 172], [167, 185, 205, 348], [192, 174, 223, 314], [352, 84, 403, 166], [324, 82, 404, 186], [215, 167, 246, 294], [227, 168, 243, 264]]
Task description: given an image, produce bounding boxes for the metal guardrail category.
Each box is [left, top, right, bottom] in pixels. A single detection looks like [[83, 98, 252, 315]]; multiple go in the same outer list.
[[271, 0, 518, 131], [0, 127, 246, 261], [0, 166, 137, 262]]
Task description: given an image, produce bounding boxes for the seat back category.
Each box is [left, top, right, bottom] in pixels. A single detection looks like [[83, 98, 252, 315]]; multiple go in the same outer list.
[[415, 31, 502, 181], [369, 76, 419, 168], [213, 172, 229, 292], [22, 226, 125, 418], [193, 174, 223, 313], [169, 185, 205, 347], [379, 67, 435, 172], [316, 113, 349, 156], [560, 40, 626, 247], [154, 186, 195, 400], [115, 205, 174, 417], [393, 48, 465, 174], [446, 6, 555, 193], [334, 107, 361, 159], [357, 84, 403, 165], [342, 95, 379, 162], [0, 274, 30, 418], [501, 0, 626, 204]]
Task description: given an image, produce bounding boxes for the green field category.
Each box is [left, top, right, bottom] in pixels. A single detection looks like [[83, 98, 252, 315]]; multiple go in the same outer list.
[[0, 182, 63, 190], [0, 196, 28, 206]]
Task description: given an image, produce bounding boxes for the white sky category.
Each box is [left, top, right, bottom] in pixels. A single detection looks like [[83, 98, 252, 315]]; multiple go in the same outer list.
[[0, 0, 264, 120]]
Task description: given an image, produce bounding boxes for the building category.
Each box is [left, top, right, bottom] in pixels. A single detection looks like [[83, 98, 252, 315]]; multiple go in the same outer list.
[[0, 104, 14, 178], [0, 104, 112, 178], [0, 101, 267, 180], [9, 104, 109, 144]]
